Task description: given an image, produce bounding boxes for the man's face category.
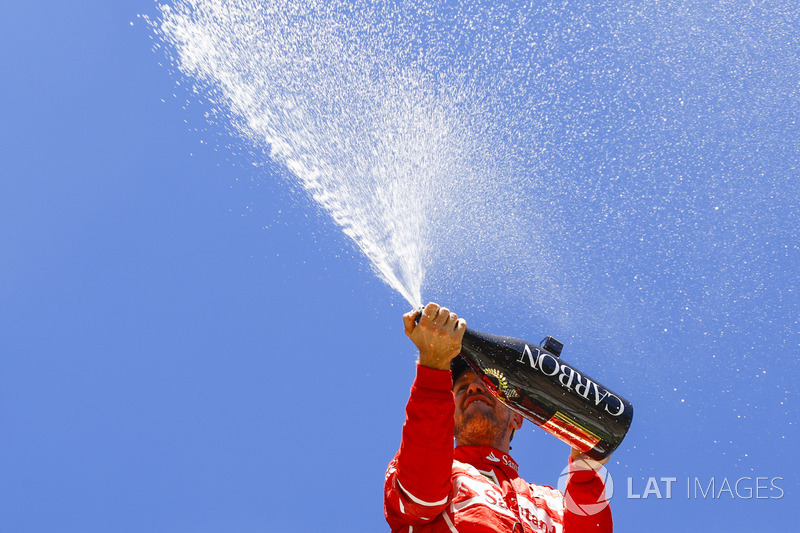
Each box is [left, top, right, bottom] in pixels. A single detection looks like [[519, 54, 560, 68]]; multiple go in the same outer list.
[[453, 370, 517, 448]]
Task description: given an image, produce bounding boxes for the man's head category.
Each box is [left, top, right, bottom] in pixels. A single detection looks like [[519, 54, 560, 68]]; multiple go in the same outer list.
[[452, 367, 523, 453]]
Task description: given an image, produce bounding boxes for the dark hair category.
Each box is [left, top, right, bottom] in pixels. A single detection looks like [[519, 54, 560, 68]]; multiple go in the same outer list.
[[450, 355, 472, 383]]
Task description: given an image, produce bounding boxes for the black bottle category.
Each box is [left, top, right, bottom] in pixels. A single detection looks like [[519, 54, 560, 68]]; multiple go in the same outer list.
[[458, 328, 633, 460]]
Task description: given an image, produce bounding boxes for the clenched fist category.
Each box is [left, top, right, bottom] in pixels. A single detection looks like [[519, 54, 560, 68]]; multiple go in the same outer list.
[[403, 302, 467, 371]]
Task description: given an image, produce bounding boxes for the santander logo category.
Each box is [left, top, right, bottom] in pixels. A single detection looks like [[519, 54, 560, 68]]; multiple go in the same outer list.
[[485, 451, 519, 472]]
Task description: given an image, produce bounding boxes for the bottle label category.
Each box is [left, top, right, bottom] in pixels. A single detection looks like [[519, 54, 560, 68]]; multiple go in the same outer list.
[[541, 411, 602, 452], [518, 344, 627, 417]]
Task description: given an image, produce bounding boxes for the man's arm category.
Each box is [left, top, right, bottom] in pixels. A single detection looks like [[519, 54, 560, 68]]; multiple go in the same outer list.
[[562, 452, 614, 532], [384, 304, 466, 529]]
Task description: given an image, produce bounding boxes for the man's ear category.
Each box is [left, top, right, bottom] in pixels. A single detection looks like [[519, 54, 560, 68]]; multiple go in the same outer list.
[[511, 412, 523, 431]]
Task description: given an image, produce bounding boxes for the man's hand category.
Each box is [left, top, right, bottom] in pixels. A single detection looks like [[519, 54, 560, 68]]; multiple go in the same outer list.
[[570, 448, 611, 471], [403, 302, 466, 371]]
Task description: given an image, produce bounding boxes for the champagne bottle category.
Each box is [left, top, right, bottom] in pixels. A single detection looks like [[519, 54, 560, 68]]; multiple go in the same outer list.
[[458, 328, 633, 460]]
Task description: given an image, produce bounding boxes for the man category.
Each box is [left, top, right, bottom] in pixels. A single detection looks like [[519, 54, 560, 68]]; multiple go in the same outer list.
[[384, 303, 613, 532]]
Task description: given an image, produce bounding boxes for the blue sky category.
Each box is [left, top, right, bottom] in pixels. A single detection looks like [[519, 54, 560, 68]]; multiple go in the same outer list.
[[1, 1, 798, 531]]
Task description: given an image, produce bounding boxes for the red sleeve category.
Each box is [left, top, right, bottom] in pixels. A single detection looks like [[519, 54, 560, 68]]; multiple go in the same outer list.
[[562, 457, 613, 532], [384, 364, 455, 530]]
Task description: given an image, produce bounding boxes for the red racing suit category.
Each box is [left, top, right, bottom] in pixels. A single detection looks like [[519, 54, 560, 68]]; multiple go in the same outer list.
[[384, 364, 613, 533]]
